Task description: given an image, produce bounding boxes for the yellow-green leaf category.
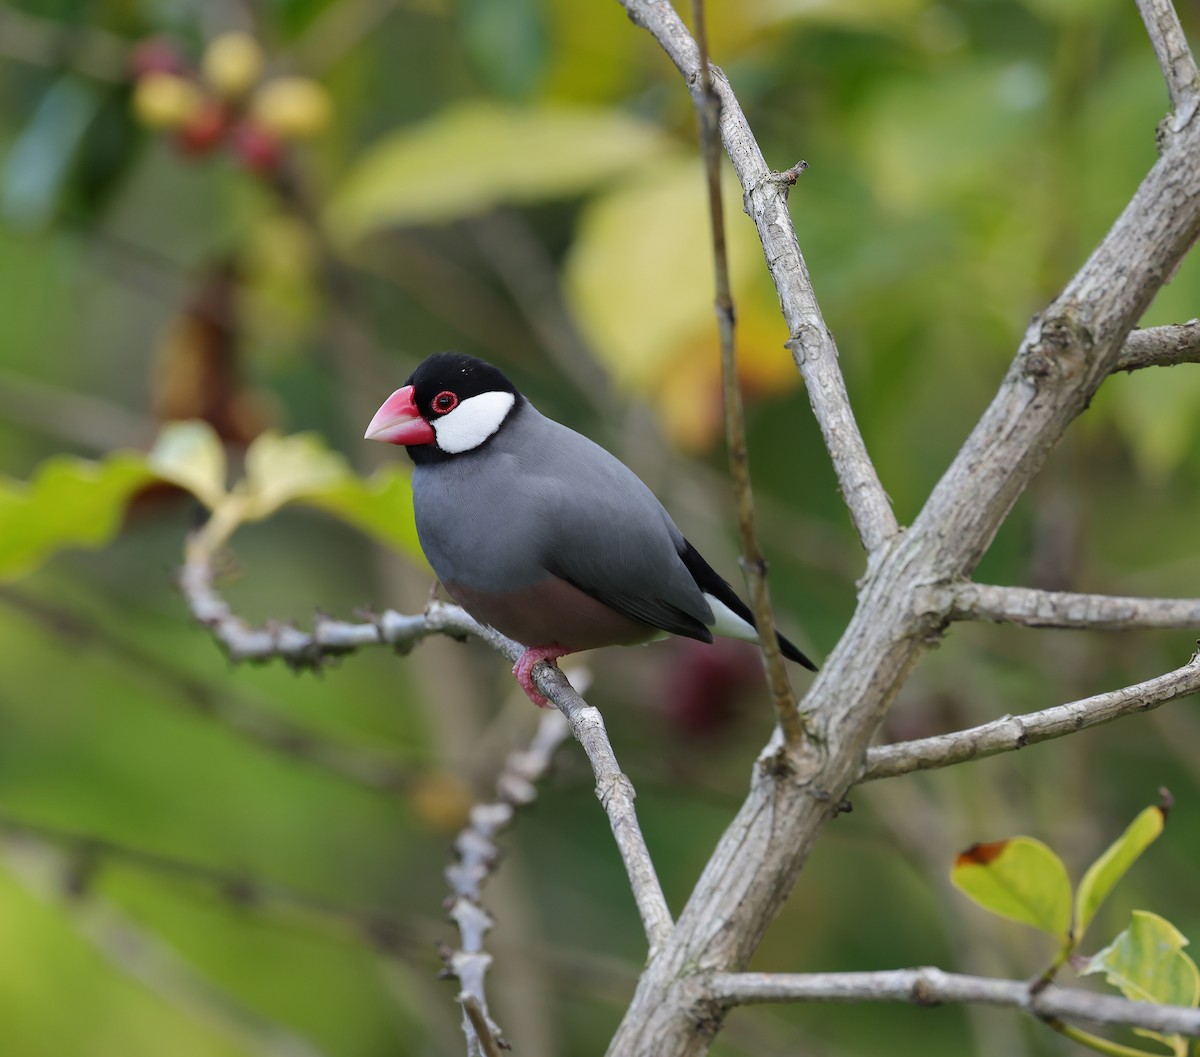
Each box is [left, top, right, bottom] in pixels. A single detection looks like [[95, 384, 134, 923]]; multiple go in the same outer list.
[[238, 431, 422, 559], [951, 837, 1073, 940], [326, 101, 671, 242], [1084, 911, 1199, 1054], [0, 452, 151, 581], [1076, 805, 1167, 940], [147, 421, 227, 509], [241, 431, 347, 521]]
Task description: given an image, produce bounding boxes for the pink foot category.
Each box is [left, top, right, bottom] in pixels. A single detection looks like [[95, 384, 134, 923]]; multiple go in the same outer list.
[[513, 646, 572, 707]]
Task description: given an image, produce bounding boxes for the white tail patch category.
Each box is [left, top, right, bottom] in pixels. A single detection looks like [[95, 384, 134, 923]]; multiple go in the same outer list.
[[703, 592, 759, 643], [433, 391, 515, 453]]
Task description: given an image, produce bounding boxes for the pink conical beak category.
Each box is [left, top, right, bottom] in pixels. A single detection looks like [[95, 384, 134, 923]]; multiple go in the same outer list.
[[364, 385, 436, 446]]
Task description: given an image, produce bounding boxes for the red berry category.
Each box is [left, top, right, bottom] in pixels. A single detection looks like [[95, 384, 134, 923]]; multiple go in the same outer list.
[[175, 102, 228, 155], [230, 121, 284, 173]]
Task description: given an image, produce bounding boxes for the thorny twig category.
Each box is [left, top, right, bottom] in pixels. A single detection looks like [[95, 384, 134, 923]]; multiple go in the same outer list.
[[442, 708, 572, 1056]]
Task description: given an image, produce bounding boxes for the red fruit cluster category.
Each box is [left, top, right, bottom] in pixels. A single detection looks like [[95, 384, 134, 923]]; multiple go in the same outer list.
[[130, 33, 330, 175]]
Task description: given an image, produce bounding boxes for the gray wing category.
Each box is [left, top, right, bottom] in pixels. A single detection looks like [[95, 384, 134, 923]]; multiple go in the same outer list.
[[518, 415, 717, 642]]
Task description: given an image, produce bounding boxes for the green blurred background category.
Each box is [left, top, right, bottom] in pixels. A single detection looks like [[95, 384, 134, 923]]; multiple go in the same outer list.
[[2, 0, 1200, 1054]]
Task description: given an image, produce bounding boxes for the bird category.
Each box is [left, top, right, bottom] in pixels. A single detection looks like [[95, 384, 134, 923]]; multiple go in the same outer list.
[[364, 352, 817, 706]]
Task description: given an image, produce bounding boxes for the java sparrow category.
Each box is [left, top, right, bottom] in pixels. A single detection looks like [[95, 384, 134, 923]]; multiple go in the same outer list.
[[365, 352, 817, 706]]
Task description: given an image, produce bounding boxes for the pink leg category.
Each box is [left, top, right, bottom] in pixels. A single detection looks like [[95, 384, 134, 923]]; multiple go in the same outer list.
[[513, 646, 572, 707]]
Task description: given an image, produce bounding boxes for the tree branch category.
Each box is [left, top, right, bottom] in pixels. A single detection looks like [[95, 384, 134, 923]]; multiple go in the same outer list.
[[443, 709, 571, 1056], [707, 968, 1200, 1036], [859, 650, 1200, 782], [928, 580, 1200, 630], [616, 0, 897, 554], [602, 1, 1200, 1053], [1135, 0, 1200, 130], [179, 544, 674, 955], [1115, 321, 1200, 371]]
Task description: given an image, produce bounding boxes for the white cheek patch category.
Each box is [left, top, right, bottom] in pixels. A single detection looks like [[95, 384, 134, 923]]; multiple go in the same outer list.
[[703, 592, 760, 643], [433, 391, 516, 453]]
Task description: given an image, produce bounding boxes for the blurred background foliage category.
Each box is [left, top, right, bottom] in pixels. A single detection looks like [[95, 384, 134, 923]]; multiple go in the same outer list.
[[1, 0, 1200, 1054]]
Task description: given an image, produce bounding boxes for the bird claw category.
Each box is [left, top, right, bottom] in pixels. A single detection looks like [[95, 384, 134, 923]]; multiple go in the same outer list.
[[513, 646, 571, 707]]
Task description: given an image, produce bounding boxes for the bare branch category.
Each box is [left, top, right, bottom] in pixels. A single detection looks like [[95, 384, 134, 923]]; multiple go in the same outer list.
[[1115, 321, 1200, 371], [1135, 0, 1200, 129], [443, 710, 571, 1056], [708, 968, 1200, 1036], [180, 546, 674, 954], [860, 651, 1200, 782], [616, 0, 897, 554], [928, 580, 1200, 630], [689, 0, 804, 746]]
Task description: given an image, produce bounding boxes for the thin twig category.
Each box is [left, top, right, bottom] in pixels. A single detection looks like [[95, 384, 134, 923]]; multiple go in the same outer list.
[[0, 587, 420, 793], [444, 709, 571, 1056], [1114, 321, 1200, 371], [689, 0, 803, 747], [0, 370, 152, 452], [0, 835, 333, 1057], [707, 967, 1200, 1036], [859, 650, 1200, 781], [616, 0, 898, 554], [1135, 0, 1200, 130], [927, 581, 1200, 630], [0, 811, 422, 956], [179, 544, 674, 954]]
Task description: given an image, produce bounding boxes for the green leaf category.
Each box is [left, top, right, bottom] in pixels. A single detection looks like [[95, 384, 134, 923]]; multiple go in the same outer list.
[[326, 101, 671, 242], [298, 469, 421, 561], [0, 452, 152, 581], [147, 421, 227, 509], [1076, 805, 1167, 940], [1084, 911, 1200, 1055], [951, 837, 1073, 940]]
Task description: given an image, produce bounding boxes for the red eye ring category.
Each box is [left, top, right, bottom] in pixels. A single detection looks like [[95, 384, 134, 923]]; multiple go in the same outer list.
[[431, 391, 458, 415]]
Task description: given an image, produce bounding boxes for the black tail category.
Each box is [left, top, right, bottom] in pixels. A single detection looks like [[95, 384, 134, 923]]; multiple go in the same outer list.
[[679, 539, 818, 672]]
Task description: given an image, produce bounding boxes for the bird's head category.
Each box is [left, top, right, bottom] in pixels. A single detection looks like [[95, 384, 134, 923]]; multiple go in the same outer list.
[[364, 353, 521, 459]]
